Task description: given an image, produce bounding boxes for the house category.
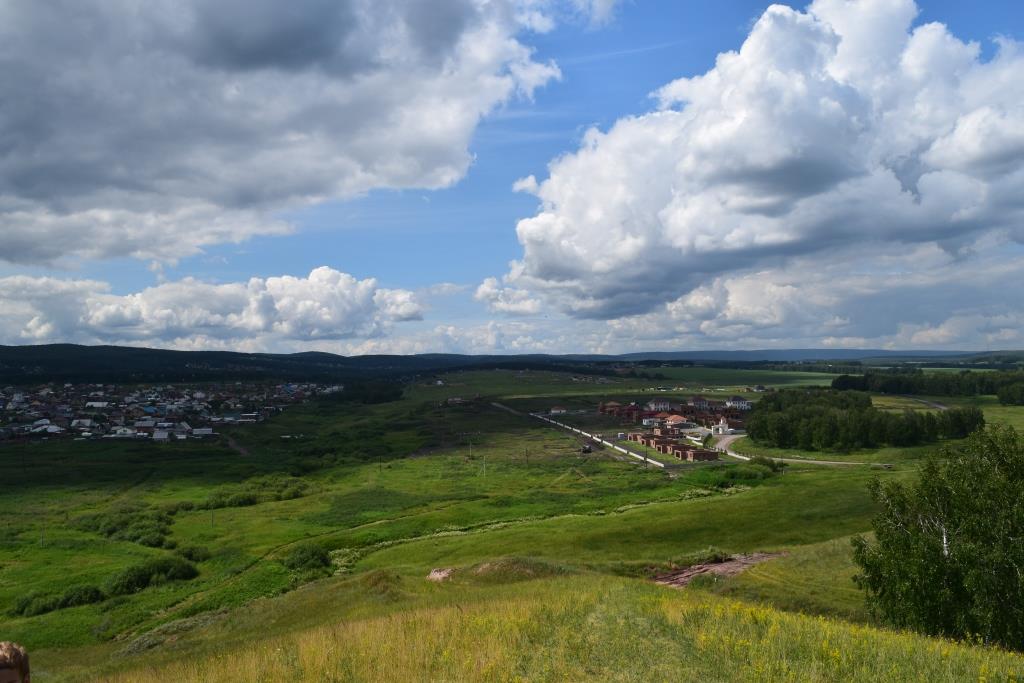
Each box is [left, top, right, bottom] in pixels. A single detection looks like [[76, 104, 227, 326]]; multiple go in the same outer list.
[[645, 399, 672, 412], [153, 430, 170, 442], [549, 406, 568, 415], [672, 446, 718, 462], [31, 424, 63, 434], [725, 396, 753, 410], [688, 396, 711, 411], [664, 415, 696, 428]]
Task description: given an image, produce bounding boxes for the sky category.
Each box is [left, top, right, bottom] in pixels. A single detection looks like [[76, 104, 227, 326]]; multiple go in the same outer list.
[[1, 0, 1022, 355]]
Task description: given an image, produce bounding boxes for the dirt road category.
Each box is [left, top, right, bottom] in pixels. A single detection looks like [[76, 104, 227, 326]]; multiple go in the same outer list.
[[715, 434, 890, 467]]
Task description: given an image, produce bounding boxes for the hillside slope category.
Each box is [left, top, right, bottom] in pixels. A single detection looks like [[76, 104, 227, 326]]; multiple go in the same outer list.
[[96, 573, 1023, 682]]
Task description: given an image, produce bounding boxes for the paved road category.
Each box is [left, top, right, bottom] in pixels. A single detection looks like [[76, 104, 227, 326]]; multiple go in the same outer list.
[[715, 434, 891, 468]]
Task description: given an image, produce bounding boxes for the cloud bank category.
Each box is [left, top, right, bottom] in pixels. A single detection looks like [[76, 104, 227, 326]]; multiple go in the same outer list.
[[503, 0, 1024, 324], [0, 268, 422, 349], [0, 0, 580, 265]]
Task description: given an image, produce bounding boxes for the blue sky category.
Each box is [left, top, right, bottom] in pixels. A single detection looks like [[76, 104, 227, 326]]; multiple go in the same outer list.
[[1, 0, 1023, 354]]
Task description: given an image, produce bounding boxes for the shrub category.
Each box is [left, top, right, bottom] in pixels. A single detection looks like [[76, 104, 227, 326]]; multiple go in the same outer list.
[[748, 455, 787, 472], [10, 584, 106, 616], [11, 592, 60, 617], [76, 502, 175, 548], [199, 475, 310, 510], [282, 543, 330, 572], [58, 585, 106, 609], [106, 557, 198, 596], [726, 464, 773, 481], [175, 545, 212, 563]]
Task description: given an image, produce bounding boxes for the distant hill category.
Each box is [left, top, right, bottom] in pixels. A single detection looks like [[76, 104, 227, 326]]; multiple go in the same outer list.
[[0, 343, 1014, 384], [594, 349, 968, 362]]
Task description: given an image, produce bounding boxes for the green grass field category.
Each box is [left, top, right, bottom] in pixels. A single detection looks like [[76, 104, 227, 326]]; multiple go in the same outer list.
[[4, 366, 1023, 681], [728, 437, 952, 464], [100, 574, 1024, 683], [935, 394, 1024, 431]]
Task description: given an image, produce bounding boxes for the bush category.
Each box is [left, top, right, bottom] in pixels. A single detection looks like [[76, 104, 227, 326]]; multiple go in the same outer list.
[[749, 455, 787, 472], [10, 585, 106, 616], [11, 592, 60, 617], [199, 475, 310, 510], [175, 545, 212, 563], [106, 557, 198, 596], [58, 585, 105, 609], [282, 543, 330, 572], [160, 500, 195, 515], [76, 502, 175, 548], [726, 464, 773, 481]]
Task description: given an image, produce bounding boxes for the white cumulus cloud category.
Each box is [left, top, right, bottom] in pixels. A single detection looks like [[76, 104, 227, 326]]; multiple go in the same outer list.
[[0, 267, 422, 348], [504, 0, 1024, 321]]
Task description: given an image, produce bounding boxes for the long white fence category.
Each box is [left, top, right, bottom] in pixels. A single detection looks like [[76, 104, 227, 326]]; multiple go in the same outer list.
[[528, 413, 666, 469]]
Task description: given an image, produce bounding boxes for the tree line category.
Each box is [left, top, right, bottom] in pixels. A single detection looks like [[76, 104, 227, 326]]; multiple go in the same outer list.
[[746, 389, 985, 451], [832, 369, 1024, 405]]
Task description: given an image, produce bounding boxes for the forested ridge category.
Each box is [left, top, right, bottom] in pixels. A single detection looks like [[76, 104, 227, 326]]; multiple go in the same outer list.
[[833, 369, 1024, 405]]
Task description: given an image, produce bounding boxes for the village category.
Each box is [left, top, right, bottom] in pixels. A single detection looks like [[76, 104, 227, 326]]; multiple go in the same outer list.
[[0, 381, 343, 442], [544, 391, 763, 464]]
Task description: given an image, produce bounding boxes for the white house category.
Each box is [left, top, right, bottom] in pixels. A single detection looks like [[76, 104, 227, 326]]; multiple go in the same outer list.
[[688, 396, 711, 410], [725, 396, 753, 410], [645, 399, 672, 412]]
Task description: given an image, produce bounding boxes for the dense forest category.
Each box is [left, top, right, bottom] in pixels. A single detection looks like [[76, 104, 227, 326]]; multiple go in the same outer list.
[[833, 369, 1024, 404], [747, 389, 985, 451]]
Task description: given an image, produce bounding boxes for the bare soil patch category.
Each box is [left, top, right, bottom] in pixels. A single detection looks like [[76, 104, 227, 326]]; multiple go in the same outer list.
[[654, 552, 782, 588], [427, 567, 455, 582]]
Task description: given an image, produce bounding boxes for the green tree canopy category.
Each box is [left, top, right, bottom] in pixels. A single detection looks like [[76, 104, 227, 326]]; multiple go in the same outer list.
[[852, 426, 1024, 649]]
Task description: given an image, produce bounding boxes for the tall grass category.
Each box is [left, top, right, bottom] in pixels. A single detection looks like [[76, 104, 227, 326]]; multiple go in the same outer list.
[[99, 575, 1024, 682]]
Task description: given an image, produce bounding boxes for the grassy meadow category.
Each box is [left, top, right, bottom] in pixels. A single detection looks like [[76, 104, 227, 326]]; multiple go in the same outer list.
[[100, 574, 1024, 683], [3, 365, 1024, 681]]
